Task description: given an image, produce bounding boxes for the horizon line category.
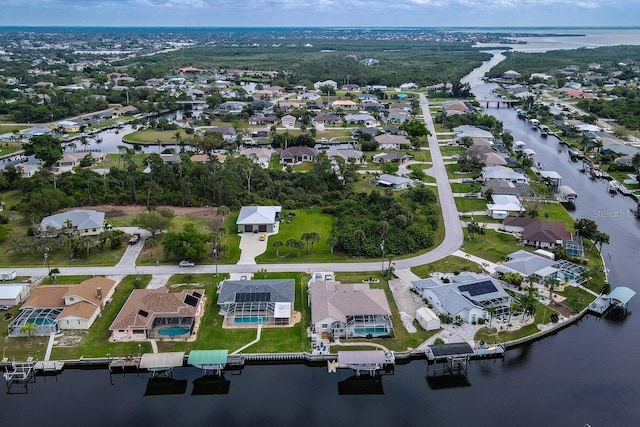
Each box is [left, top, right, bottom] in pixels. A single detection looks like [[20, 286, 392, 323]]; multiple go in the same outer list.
[[1, 25, 639, 30]]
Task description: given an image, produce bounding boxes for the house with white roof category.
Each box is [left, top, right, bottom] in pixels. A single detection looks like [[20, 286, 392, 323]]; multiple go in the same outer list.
[[487, 194, 525, 218], [481, 166, 528, 184], [309, 274, 392, 339], [40, 209, 105, 237], [374, 174, 414, 190], [0, 284, 31, 306], [236, 206, 282, 233]]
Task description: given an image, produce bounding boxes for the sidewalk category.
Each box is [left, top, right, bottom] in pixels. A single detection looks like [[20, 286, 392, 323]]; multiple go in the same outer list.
[[452, 249, 501, 274]]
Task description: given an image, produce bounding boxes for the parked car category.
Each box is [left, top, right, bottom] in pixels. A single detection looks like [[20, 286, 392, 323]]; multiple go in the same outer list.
[[462, 178, 476, 183], [259, 234, 266, 241], [128, 233, 141, 245], [179, 260, 195, 268]]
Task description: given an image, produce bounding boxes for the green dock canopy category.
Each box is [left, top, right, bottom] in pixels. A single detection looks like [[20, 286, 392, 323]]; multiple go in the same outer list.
[[188, 350, 229, 366], [609, 287, 636, 305]]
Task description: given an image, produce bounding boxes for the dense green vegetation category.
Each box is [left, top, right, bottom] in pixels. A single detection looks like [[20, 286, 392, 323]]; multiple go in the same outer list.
[[488, 45, 640, 80], [332, 186, 439, 257]]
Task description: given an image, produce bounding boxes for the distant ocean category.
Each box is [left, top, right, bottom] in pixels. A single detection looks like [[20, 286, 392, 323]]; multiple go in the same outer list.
[[471, 28, 640, 52]]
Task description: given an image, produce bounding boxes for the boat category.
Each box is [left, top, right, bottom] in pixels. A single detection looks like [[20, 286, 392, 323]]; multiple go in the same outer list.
[[608, 180, 620, 194], [529, 118, 540, 129]]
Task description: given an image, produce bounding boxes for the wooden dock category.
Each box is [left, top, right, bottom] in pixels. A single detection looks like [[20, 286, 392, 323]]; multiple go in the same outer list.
[[34, 361, 65, 374]]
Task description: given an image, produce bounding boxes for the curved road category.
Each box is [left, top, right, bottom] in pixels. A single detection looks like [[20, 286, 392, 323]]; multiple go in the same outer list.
[[13, 94, 463, 278]]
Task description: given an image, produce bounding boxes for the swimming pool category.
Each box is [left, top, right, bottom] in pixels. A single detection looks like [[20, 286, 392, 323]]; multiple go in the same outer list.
[[353, 327, 389, 336], [234, 316, 267, 325], [158, 325, 191, 337]]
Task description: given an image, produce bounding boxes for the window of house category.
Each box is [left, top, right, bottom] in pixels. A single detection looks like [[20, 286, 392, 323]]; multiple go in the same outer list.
[[321, 323, 328, 328]]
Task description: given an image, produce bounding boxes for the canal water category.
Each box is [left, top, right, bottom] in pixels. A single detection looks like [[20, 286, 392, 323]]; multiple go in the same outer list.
[[4, 52, 640, 427]]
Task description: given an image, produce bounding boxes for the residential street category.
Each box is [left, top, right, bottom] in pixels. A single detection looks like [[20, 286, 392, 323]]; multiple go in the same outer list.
[[12, 94, 464, 281]]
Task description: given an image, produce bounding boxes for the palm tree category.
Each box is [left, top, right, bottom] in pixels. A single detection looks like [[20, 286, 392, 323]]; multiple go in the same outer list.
[[20, 322, 37, 338], [295, 240, 305, 257], [353, 229, 366, 246], [326, 235, 338, 254], [217, 205, 230, 224], [273, 240, 283, 257], [544, 276, 560, 303], [285, 238, 297, 255], [308, 232, 320, 253], [487, 305, 497, 329]]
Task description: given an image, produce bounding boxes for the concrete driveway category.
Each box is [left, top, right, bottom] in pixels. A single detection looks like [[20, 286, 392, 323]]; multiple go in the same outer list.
[[238, 229, 274, 265], [115, 227, 152, 267]]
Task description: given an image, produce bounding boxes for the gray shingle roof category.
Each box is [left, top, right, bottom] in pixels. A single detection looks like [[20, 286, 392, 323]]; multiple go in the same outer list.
[[217, 279, 295, 305]]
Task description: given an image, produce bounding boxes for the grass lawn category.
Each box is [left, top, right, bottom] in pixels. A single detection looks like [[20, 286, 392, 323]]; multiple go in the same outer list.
[[556, 286, 594, 312], [0, 124, 29, 133], [137, 212, 241, 265], [462, 229, 522, 263], [292, 162, 314, 172], [46, 275, 154, 360], [446, 163, 476, 179], [335, 272, 438, 351], [411, 255, 483, 278], [122, 129, 190, 144], [455, 196, 488, 213], [256, 209, 341, 263], [43, 275, 95, 285], [474, 300, 559, 344], [0, 144, 22, 157], [450, 183, 481, 193], [411, 150, 432, 163], [581, 239, 607, 294], [439, 145, 464, 156], [156, 272, 311, 354], [0, 230, 128, 268], [522, 202, 575, 229], [460, 214, 501, 224]]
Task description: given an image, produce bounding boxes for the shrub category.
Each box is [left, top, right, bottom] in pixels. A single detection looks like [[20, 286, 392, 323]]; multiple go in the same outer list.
[[478, 318, 485, 325], [550, 313, 559, 323], [434, 338, 445, 345]]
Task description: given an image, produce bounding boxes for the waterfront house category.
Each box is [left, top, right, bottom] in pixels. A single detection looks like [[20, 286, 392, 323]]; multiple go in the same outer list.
[[109, 288, 204, 341], [495, 250, 586, 283], [481, 166, 528, 184], [217, 279, 295, 327], [40, 209, 105, 237], [412, 274, 511, 323], [236, 205, 281, 233], [8, 277, 116, 337], [503, 218, 571, 249], [486, 194, 525, 218], [309, 276, 392, 339]]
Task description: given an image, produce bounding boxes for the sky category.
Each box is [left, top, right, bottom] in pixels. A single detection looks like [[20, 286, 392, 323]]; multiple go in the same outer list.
[[0, 0, 639, 28]]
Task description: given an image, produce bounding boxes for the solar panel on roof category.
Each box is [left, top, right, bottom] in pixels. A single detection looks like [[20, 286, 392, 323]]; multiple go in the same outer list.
[[235, 292, 271, 302], [458, 280, 497, 296], [184, 294, 199, 308], [138, 309, 149, 317]]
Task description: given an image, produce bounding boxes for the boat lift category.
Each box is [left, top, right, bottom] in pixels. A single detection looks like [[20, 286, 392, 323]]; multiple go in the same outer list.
[[3, 360, 36, 393]]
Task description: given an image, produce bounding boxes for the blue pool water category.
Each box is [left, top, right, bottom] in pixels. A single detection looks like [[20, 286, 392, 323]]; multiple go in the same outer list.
[[234, 316, 267, 325], [158, 325, 191, 337], [353, 327, 388, 335]]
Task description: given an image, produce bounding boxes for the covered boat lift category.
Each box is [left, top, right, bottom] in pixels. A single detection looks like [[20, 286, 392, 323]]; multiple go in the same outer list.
[[558, 185, 577, 204], [188, 349, 228, 375], [331, 350, 395, 376], [139, 352, 185, 377]]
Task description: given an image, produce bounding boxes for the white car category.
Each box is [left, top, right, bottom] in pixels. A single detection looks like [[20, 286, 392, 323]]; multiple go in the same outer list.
[[179, 260, 195, 268]]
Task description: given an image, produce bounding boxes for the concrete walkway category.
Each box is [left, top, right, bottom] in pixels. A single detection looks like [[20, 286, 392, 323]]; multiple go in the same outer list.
[[452, 249, 501, 274], [44, 334, 56, 361], [232, 324, 263, 354]]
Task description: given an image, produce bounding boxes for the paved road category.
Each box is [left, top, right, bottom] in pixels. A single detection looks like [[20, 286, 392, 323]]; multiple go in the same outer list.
[[13, 93, 463, 278]]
